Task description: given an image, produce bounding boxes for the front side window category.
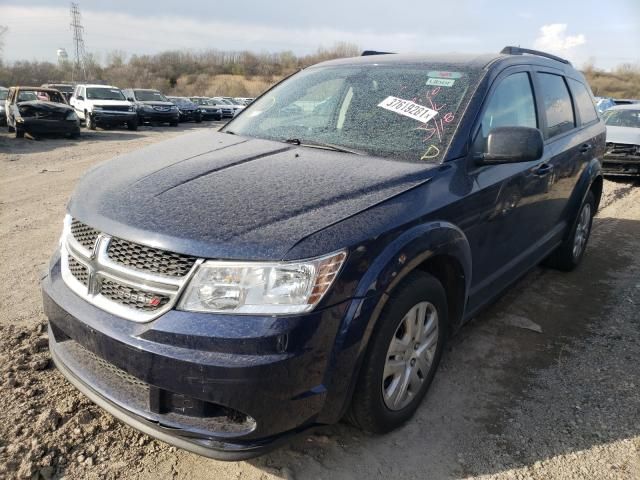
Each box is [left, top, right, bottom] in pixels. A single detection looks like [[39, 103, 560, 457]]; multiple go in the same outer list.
[[538, 73, 575, 138], [0, 90, 7, 101], [474, 72, 537, 153], [568, 78, 598, 125], [224, 64, 481, 162], [86, 88, 126, 101]]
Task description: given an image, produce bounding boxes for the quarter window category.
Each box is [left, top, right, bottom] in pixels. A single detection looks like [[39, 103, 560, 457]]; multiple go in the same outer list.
[[538, 73, 575, 138], [567, 78, 598, 125], [475, 72, 537, 152]]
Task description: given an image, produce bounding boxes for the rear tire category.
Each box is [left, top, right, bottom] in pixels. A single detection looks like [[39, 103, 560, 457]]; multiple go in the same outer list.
[[543, 191, 595, 271], [15, 126, 25, 138], [348, 271, 447, 433]]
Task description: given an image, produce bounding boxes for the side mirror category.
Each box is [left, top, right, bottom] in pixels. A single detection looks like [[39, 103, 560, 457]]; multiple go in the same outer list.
[[76, 95, 84, 101], [127, 97, 134, 102], [477, 126, 543, 164]]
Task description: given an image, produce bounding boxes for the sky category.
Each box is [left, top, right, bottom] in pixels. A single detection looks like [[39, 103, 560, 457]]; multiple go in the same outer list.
[[1, 0, 639, 71]]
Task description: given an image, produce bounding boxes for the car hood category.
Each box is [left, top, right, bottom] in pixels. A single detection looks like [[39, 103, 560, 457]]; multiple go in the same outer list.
[[69, 131, 435, 260], [18, 100, 73, 112], [606, 125, 640, 145], [138, 101, 174, 107]]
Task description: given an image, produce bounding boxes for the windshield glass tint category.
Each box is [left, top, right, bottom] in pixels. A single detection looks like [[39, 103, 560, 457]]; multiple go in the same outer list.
[[225, 64, 479, 162], [135, 90, 167, 102], [603, 109, 640, 128], [0, 90, 7, 100], [86, 88, 125, 101]]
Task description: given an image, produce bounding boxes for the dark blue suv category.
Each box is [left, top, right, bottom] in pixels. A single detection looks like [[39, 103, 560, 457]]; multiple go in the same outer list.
[[42, 47, 605, 459]]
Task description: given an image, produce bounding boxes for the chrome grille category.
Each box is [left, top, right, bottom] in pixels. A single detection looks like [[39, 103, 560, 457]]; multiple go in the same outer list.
[[68, 256, 89, 286], [100, 278, 170, 312], [71, 219, 99, 250], [107, 237, 197, 277], [61, 215, 201, 322]]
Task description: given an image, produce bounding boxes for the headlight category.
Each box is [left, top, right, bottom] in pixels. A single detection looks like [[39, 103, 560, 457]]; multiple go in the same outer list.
[[128, 105, 135, 112], [178, 250, 347, 314], [66, 111, 78, 120], [170, 105, 177, 110]]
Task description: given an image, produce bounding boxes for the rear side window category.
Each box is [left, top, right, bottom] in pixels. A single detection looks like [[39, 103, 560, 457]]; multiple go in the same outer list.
[[567, 78, 598, 125], [475, 72, 537, 152], [537, 73, 575, 138]]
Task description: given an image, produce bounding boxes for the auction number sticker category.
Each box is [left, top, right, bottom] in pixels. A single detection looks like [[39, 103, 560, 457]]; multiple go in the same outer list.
[[377, 96, 438, 124], [426, 78, 455, 87]]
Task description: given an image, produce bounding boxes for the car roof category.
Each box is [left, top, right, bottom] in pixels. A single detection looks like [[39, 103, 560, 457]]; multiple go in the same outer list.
[[80, 84, 120, 89], [312, 51, 580, 75], [608, 103, 640, 111], [11, 86, 63, 93]]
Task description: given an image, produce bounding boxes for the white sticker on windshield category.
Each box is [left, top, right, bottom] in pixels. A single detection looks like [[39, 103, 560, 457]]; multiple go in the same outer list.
[[377, 96, 438, 124], [426, 78, 455, 87]]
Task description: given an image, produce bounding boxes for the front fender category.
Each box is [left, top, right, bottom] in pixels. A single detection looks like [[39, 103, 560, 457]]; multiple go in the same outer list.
[[317, 221, 472, 423]]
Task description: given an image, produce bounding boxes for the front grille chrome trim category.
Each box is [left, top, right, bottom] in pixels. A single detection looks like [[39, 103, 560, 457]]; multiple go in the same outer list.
[[61, 215, 203, 323]]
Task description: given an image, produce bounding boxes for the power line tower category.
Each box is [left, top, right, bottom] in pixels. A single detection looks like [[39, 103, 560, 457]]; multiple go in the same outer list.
[[70, 2, 90, 81]]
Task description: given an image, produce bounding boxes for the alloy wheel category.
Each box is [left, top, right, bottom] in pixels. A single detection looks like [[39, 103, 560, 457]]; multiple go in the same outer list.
[[382, 301, 439, 411]]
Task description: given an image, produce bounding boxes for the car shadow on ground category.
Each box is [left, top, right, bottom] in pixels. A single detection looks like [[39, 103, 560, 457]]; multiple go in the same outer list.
[[244, 215, 640, 479]]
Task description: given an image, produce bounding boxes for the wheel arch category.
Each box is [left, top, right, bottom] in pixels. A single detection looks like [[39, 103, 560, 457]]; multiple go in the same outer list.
[[319, 221, 472, 424]]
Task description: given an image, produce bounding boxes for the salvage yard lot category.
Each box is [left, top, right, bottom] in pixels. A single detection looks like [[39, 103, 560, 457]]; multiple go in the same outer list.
[[0, 127, 639, 479]]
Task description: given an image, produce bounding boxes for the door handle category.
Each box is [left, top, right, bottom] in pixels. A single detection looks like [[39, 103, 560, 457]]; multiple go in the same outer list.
[[579, 143, 593, 153], [533, 163, 553, 176]]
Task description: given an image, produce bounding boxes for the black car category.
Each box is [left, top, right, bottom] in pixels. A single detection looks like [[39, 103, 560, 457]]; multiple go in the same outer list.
[[0, 87, 8, 126], [189, 97, 223, 120], [43, 47, 604, 460], [5, 87, 80, 138], [122, 88, 179, 126], [167, 96, 203, 123]]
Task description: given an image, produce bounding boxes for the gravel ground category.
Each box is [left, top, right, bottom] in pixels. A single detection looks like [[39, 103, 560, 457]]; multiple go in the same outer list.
[[0, 127, 638, 479]]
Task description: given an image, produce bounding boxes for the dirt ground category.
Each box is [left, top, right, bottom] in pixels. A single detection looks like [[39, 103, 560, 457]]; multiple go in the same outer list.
[[0, 125, 639, 480]]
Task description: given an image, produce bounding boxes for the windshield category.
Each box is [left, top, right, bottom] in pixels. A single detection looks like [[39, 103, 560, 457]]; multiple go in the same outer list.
[[135, 90, 167, 102], [603, 109, 640, 128], [0, 90, 7, 101], [173, 98, 195, 107], [191, 98, 207, 105], [224, 64, 480, 162], [50, 85, 74, 93], [17, 91, 38, 102], [86, 87, 125, 101]]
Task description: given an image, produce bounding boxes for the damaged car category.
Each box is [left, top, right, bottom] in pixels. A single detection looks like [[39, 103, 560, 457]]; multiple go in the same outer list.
[[602, 104, 640, 176], [5, 87, 80, 139]]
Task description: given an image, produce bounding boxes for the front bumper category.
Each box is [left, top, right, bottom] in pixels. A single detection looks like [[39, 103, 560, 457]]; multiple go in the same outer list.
[[178, 110, 201, 122], [91, 111, 137, 126], [19, 118, 79, 135], [602, 155, 640, 176], [138, 110, 179, 123], [42, 251, 351, 459]]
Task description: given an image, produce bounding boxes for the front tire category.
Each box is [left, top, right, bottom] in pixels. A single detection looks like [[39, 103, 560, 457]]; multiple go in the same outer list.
[[15, 126, 25, 138], [127, 119, 138, 131], [348, 271, 447, 433], [86, 113, 96, 130], [543, 191, 595, 271]]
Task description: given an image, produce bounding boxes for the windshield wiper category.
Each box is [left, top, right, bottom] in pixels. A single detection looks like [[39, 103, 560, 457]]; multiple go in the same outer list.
[[283, 138, 364, 155]]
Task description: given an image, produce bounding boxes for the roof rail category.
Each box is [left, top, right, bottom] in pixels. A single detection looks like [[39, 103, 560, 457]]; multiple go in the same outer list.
[[500, 46, 571, 65], [361, 50, 395, 56]]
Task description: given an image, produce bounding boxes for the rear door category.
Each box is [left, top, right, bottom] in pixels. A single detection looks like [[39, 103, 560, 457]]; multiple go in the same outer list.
[[531, 70, 586, 237]]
